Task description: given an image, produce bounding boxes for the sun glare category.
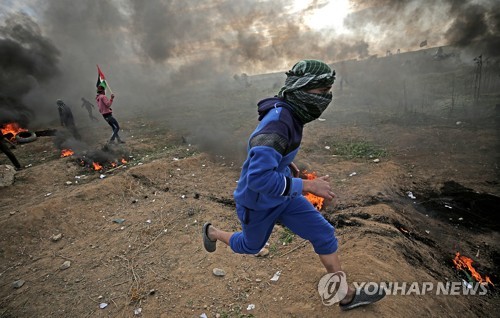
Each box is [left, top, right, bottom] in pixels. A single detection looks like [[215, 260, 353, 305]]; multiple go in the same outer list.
[[292, 0, 351, 34]]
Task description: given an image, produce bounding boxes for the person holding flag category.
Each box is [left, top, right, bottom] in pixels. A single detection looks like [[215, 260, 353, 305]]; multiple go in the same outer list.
[[95, 65, 124, 144]]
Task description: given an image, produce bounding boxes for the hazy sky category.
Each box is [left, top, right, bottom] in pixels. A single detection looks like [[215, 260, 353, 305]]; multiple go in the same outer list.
[[1, 0, 498, 128]]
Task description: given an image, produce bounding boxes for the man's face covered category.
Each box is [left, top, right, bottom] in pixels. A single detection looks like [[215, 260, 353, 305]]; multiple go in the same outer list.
[[278, 59, 335, 124]]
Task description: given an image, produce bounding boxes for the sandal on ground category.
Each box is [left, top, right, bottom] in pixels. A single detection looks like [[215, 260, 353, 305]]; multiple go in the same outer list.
[[202, 222, 217, 252], [339, 285, 386, 311]]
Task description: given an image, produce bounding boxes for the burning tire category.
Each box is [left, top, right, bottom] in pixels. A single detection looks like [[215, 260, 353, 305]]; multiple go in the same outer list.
[[15, 131, 37, 143]]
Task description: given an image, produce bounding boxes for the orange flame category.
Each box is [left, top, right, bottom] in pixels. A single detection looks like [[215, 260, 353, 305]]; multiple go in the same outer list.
[[121, 158, 127, 164], [453, 252, 494, 286], [111, 162, 117, 168], [303, 171, 324, 211], [60, 149, 74, 157], [92, 162, 103, 171], [1, 122, 27, 140]]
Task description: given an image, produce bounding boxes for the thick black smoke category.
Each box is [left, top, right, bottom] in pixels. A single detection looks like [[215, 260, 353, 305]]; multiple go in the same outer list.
[[0, 13, 60, 125], [445, 1, 500, 59], [345, 0, 500, 60]]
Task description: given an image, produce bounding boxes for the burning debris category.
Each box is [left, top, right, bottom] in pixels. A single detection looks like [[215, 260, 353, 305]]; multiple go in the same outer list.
[[0, 122, 27, 141], [59, 145, 129, 172], [60, 149, 74, 157], [78, 152, 128, 172], [453, 252, 494, 287], [301, 171, 325, 211]]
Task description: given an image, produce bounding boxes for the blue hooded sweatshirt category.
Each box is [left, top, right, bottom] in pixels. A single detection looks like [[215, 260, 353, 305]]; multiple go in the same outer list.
[[233, 97, 305, 210]]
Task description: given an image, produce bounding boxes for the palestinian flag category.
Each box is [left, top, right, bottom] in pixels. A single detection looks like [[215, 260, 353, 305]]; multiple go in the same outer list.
[[96, 65, 108, 89]]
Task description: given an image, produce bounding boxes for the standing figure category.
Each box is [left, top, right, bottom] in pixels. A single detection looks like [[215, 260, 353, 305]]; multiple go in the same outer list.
[[81, 97, 98, 121], [57, 99, 81, 139], [202, 59, 385, 311], [95, 86, 124, 144], [0, 130, 21, 170], [339, 61, 349, 92]]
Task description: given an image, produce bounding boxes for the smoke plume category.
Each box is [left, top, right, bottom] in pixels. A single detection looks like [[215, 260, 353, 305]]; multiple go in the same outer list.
[[0, 12, 60, 125], [0, 0, 498, 158]]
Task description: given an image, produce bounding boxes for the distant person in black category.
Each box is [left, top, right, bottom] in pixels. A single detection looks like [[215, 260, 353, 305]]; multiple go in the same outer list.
[[0, 130, 21, 170], [339, 61, 349, 92], [81, 97, 98, 121], [57, 99, 81, 139]]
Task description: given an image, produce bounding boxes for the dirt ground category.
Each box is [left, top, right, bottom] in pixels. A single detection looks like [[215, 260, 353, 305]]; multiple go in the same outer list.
[[1, 64, 500, 316], [0, 116, 498, 318]]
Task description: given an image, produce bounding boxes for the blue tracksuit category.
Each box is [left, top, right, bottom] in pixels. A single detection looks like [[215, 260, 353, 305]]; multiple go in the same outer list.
[[229, 97, 338, 255]]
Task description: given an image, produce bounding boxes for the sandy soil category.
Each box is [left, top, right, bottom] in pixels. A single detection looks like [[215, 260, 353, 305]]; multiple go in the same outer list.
[[1, 59, 500, 317]]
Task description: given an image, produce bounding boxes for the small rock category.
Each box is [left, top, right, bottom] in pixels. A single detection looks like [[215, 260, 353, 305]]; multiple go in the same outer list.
[[60, 261, 71, 270], [99, 303, 108, 309], [407, 191, 416, 199], [212, 268, 226, 277], [51, 233, 62, 242], [12, 279, 25, 289], [270, 271, 281, 282], [373, 158, 380, 163], [112, 218, 126, 224], [65, 181, 72, 185]]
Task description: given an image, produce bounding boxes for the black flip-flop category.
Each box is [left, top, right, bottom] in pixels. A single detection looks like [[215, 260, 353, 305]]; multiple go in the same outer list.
[[202, 222, 217, 252], [339, 285, 386, 311]]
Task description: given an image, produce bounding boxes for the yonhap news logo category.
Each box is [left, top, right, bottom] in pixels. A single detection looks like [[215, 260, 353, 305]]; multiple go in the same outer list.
[[317, 271, 348, 306], [317, 273, 491, 306]]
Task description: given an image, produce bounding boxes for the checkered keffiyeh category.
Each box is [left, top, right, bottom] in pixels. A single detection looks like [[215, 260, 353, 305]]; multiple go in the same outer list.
[[277, 60, 336, 124], [278, 60, 335, 96]]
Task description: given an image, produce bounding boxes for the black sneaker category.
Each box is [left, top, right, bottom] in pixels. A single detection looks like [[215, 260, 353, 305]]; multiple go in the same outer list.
[[339, 286, 386, 311]]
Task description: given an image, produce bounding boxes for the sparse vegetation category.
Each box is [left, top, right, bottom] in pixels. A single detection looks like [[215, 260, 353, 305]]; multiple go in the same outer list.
[[279, 226, 295, 245], [331, 140, 387, 159], [268, 243, 278, 254]]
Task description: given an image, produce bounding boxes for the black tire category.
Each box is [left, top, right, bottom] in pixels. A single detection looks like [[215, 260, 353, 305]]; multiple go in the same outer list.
[[15, 131, 37, 143]]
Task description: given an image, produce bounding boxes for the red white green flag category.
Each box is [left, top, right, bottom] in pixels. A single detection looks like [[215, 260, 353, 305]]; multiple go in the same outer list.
[[96, 65, 108, 89]]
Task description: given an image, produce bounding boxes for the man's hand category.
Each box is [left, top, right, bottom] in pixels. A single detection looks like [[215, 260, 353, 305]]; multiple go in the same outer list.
[[302, 175, 336, 201], [110, 94, 115, 99]]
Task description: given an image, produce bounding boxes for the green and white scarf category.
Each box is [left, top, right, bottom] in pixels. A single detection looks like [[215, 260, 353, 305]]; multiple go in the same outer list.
[[278, 59, 336, 124]]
